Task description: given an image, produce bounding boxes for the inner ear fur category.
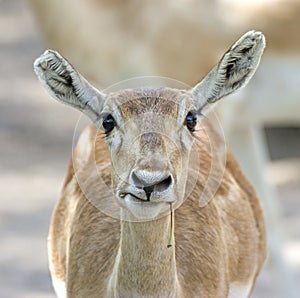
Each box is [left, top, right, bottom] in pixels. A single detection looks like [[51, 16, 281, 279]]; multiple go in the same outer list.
[[190, 30, 266, 112], [34, 50, 106, 122]]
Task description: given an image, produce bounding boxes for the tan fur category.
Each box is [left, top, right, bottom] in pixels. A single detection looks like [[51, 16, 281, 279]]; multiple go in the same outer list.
[[33, 31, 267, 297], [49, 117, 266, 297]]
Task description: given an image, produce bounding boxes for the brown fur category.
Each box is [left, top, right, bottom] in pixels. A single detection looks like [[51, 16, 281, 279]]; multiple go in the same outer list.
[[48, 117, 266, 296], [31, 36, 268, 294], [30, 21, 268, 296]]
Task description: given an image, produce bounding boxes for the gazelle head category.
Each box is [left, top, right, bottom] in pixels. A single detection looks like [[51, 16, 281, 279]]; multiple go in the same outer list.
[[34, 31, 265, 221]]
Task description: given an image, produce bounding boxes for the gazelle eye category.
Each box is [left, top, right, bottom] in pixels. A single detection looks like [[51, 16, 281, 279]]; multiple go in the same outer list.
[[102, 114, 115, 134], [185, 111, 197, 132]]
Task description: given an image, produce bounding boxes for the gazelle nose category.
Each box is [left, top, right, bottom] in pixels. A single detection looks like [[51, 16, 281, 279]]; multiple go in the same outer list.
[[131, 170, 173, 200]]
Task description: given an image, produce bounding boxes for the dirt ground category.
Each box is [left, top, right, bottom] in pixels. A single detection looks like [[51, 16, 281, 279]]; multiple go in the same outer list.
[[0, 1, 299, 297]]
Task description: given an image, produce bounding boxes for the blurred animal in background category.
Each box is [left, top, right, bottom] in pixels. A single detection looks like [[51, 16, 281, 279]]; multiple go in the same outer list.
[[28, 0, 300, 85]]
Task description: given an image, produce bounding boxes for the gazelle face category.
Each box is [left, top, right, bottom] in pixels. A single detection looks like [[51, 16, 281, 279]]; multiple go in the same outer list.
[[34, 31, 265, 220], [99, 88, 198, 220]]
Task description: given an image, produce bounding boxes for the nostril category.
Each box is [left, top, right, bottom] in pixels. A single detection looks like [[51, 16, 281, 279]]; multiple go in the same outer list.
[[143, 176, 172, 201], [130, 169, 173, 200], [155, 176, 172, 193], [131, 171, 144, 189]]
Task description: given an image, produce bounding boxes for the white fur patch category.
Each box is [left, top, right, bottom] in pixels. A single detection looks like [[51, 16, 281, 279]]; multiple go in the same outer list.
[[52, 277, 66, 298], [229, 281, 253, 298]]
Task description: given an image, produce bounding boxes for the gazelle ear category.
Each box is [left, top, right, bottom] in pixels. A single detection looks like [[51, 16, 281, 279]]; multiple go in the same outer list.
[[34, 50, 106, 122], [190, 31, 265, 112]]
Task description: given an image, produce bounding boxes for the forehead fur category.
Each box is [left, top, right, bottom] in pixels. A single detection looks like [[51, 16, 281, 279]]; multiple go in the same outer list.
[[107, 87, 192, 119]]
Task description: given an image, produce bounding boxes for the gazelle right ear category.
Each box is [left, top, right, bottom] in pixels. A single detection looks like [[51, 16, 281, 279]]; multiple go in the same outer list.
[[34, 50, 106, 122], [190, 31, 265, 112]]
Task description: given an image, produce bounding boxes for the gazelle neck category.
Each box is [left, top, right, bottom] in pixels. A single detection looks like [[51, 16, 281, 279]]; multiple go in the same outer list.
[[107, 212, 181, 297]]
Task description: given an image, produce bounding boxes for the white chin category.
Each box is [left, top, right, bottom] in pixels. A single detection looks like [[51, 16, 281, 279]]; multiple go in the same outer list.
[[120, 196, 168, 222]]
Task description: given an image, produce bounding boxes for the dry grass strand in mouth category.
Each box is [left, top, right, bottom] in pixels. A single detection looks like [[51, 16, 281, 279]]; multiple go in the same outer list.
[[167, 203, 175, 248]]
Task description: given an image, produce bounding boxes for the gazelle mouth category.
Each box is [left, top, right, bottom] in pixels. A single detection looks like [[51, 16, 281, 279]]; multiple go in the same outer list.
[[119, 193, 154, 203]]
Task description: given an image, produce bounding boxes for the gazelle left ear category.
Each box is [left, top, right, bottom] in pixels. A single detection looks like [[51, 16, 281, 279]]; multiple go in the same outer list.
[[190, 30, 266, 112], [34, 50, 106, 123]]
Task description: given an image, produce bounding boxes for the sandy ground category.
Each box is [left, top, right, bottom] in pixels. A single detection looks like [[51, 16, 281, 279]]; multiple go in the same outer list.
[[0, 1, 299, 297]]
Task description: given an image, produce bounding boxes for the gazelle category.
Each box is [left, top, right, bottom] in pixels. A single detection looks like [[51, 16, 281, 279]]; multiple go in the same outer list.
[[34, 31, 266, 297]]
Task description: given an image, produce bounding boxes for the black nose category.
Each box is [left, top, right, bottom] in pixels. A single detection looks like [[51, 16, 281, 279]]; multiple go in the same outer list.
[[131, 170, 173, 200]]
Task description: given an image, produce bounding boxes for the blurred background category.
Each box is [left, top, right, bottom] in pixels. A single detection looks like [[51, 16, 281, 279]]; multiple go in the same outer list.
[[0, 0, 299, 297]]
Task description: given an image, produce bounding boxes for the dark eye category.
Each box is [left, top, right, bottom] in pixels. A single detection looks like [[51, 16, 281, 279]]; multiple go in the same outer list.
[[102, 114, 115, 134], [185, 111, 197, 132]]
